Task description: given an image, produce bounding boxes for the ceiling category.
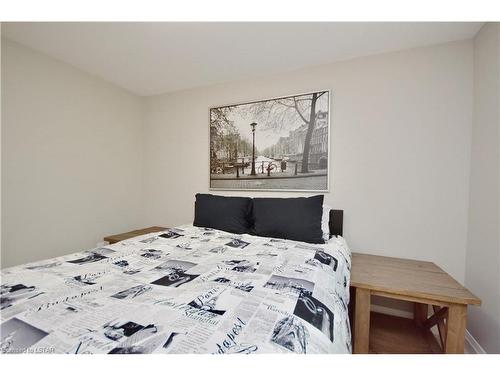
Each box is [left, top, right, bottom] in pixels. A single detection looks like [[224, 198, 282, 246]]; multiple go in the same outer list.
[[2, 22, 483, 96]]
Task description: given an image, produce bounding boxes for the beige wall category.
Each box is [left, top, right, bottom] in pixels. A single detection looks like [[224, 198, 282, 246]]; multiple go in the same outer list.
[[143, 40, 473, 283], [465, 23, 500, 353], [1, 39, 144, 268]]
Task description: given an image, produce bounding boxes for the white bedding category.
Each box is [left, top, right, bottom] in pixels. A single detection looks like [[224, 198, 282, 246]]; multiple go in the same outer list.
[[0, 225, 352, 354]]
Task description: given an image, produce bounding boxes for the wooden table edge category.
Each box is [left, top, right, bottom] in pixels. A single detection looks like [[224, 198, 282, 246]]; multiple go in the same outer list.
[[350, 252, 481, 306], [104, 226, 168, 244], [350, 282, 481, 306]]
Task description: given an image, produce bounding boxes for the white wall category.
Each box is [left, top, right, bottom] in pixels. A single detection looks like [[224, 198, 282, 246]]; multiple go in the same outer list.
[[465, 23, 500, 354], [143, 40, 473, 283], [1, 39, 144, 268], [0, 29, 3, 269], [3, 31, 496, 351]]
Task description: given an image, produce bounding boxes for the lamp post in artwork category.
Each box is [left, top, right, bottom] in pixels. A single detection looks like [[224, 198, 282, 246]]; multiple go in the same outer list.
[[234, 134, 239, 178], [250, 122, 257, 176]]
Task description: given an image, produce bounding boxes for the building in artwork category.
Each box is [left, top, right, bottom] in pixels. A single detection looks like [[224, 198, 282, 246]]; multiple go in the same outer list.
[[262, 110, 329, 170], [309, 110, 328, 169]]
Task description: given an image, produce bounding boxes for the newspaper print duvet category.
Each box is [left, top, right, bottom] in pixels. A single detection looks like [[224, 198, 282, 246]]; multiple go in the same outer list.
[[0, 225, 352, 354]]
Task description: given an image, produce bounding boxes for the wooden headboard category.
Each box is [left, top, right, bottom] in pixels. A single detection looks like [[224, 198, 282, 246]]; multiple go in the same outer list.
[[329, 209, 344, 237]]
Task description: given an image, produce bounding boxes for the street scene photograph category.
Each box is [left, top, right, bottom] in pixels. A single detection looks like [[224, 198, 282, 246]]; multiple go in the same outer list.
[[210, 90, 330, 191]]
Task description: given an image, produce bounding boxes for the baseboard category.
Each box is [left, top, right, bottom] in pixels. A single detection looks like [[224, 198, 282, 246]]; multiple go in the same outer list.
[[465, 330, 487, 354], [371, 304, 487, 354]]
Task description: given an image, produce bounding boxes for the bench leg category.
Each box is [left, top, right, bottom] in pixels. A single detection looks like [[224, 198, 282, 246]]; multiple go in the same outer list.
[[445, 304, 467, 353], [354, 288, 371, 353], [414, 302, 428, 328]]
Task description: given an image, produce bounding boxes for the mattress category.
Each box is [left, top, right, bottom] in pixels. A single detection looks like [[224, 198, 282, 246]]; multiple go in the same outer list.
[[0, 225, 352, 354]]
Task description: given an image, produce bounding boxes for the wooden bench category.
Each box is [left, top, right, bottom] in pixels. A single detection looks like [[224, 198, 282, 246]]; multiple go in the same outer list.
[[104, 226, 167, 244], [350, 253, 481, 354]]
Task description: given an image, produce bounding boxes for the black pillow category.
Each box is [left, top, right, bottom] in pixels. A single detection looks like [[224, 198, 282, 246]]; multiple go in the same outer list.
[[193, 193, 252, 234], [252, 195, 324, 244]]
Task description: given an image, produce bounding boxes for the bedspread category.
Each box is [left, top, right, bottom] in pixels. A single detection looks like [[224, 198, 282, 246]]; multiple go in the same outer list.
[[1, 225, 351, 354]]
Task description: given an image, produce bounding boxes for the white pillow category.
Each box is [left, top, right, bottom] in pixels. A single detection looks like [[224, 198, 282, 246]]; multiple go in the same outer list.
[[322, 203, 332, 241]]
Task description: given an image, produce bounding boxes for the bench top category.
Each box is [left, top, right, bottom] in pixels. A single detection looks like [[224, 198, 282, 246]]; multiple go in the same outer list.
[[104, 226, 167, 244], [351, 253, 481, 306]]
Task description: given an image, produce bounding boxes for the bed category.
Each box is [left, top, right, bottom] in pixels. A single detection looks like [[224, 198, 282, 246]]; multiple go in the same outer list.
[[0, 209, 351, 354]]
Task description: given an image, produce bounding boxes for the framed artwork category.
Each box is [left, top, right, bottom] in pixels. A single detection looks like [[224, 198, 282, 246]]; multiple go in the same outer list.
[[209, 90, 330, 192]]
